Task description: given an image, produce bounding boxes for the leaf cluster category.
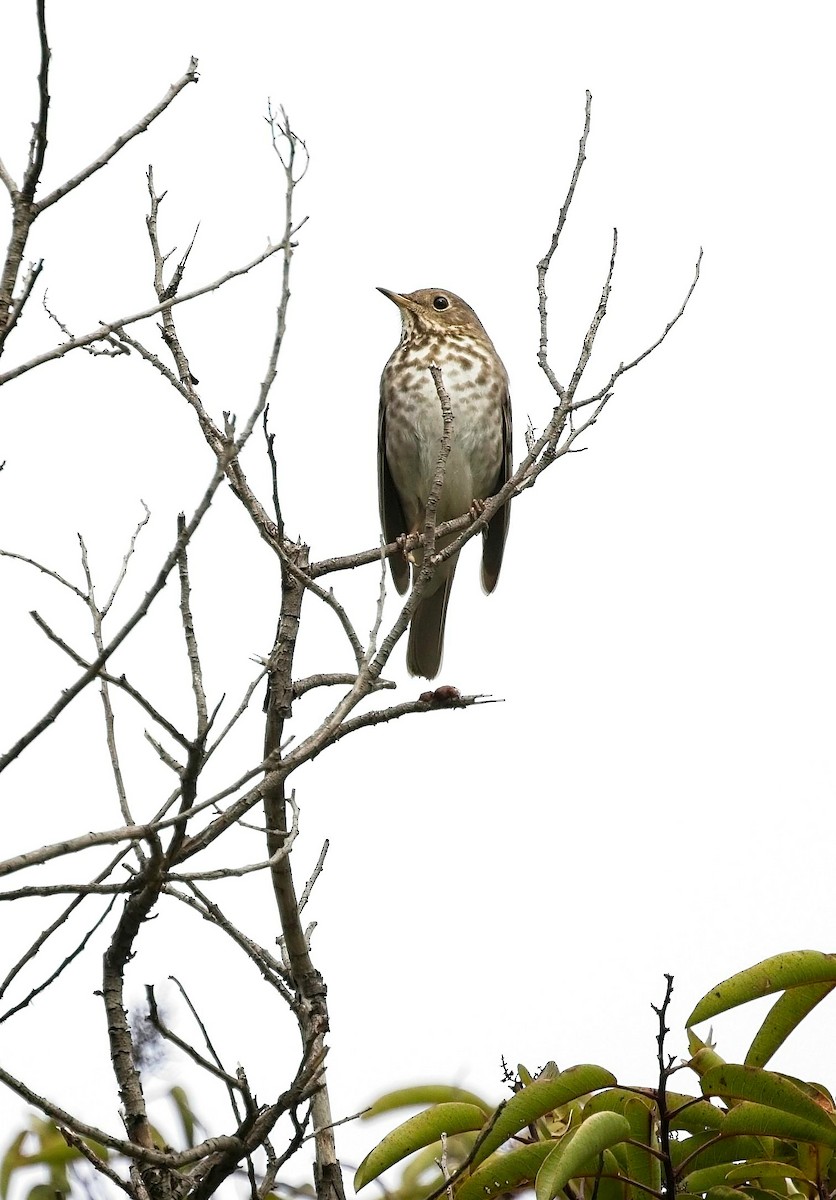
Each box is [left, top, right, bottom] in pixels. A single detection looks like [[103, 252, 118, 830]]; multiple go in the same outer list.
[[355, 952, 836, 1200]]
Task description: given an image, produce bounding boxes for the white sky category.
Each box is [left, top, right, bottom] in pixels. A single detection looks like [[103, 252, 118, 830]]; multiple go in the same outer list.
[[1, 0, 835, 1193]]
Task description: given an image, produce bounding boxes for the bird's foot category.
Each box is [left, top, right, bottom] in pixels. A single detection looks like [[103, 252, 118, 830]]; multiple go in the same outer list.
[[469, 498, 487, 521], [397, 532, 416, 565]]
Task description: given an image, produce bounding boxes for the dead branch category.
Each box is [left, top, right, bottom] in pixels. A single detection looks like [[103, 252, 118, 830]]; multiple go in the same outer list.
[[0, 2, 198, 354], [0, 460, 228, 773]]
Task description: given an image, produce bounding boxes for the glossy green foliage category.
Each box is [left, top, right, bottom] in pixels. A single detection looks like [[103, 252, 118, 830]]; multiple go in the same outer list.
[[354, 1104, 488, 1191], [0, 1118, 108, 1200], [359, 951, 836, 1200], [687, 951, 836, 1065], [0, 1087, 198, 1200]]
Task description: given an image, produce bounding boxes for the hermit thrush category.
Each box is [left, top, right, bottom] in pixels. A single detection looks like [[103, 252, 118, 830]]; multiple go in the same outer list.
[[378, 287, 512, 678]]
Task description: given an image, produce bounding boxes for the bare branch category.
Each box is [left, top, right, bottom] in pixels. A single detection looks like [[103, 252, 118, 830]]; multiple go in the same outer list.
[[36, 60, 199, 213], [312, 690, 496, 754], [22, 0, 51, 202], [146, 982, 242, 1090], [264, 404, 283, 536], [0, 237, 296, 387], [1, 259, 43, 347], [169, 791, 298, 881], [366, 542, 389, 660], [564, 227, 618, 402], [572, 248, 703, 408], [292, 673, 395, 699], [42, 289, 128, 357], [79, 534, 134, 825], [0, 156, 17, 196], [145, 731, 184, 773], [298, 840, 329, 916], [0, 1059, 246, 1167], [0, 847, 130, 1001], [102, 502, 151, 618], [205, 668, 268, 758], [0, 882, 139, 900], [167, 881, 294, 998], [302, 1105, 371, 1145], [0, 546, 86, 598], [177, 513, 209, 733], [537, 89, 592, 400], [277, 541, 365, 666], [28, 609, 192, 749], [58, 1126, 134, 1196], [0, 461, 228, 773], [0, 895, 118, 1023], [246, 105, 305, 448]]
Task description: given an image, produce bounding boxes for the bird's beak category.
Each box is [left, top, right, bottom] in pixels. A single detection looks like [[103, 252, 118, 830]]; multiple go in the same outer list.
[[377, 287, 419, 314]]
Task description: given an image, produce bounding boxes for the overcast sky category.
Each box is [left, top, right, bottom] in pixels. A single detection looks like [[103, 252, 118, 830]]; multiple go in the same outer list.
[[1, 0, 835, 1192]]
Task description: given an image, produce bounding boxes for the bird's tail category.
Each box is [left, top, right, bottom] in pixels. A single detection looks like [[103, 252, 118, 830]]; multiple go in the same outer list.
[[406, 558, 458, 679]]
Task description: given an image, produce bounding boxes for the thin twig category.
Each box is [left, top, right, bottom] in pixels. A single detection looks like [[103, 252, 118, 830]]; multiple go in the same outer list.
[[536, 89, 593, 400], [292, 673, 395, 699], [79, 533, 134, 826], [28, 609, 193, 750], [58, 1126, 133, 1195], [570, 249, 703, 410], [652, 974, 678, 1200], [0, 896, 118, 1023], [0, 460, 229, 772], [146, 983, 242, 1089], [102, 502, 151, 618], [177, 513, 208, 733], [36, 61, 199, 213], [298, 840, 329, 915], [0, 847, 131, 1000], [0, 237, 298, 388], [0, 1060, 246, 1167], [0, 547, 86, 598]]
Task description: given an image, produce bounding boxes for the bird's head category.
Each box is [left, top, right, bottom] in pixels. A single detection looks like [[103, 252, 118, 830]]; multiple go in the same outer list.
[[377, 287, 490, 344]]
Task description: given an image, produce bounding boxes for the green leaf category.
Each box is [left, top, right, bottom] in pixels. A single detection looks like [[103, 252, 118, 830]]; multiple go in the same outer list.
[[745, 983, 836, 1068], [724, 1160, 812, 1184], [735, 1190, 789, 1200], [671, 1134, 768, 1174], [169, 1086, 198, 1149], [583, 1089, 652, 1118], [689, 1047, 729, 1078], [364, 1086, 491, 1118], [622, 1096, 661, 1195], [667, 1093, 725, 1133], [27, 1187, 66, 1200], [684, 1164, 745, 1192], [535, 1112, 632, 1200], [456, 1142, 556, 1200], [721, 1102, 836, 1147], [687, 953, 836, 1027], [595, 1152, 634, 1200], [401, 1135, 476, 1189], [354, 1103, 486, 1190], [0, 1132, 27, 1200], [471, 1065, 617, 1168], [700, 1065, 836, 1135]]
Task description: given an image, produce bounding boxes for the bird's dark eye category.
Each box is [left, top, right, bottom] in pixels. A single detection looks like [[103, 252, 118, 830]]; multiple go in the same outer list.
[[433, 295, 449, 311]]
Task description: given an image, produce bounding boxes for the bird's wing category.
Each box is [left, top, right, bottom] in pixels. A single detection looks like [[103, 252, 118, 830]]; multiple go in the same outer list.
[[480, 382, 512, 594], [378, 385, 410, 595]]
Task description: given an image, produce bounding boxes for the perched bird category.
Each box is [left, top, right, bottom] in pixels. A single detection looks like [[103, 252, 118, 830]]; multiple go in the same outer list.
[[378, 287, 512, 678]]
